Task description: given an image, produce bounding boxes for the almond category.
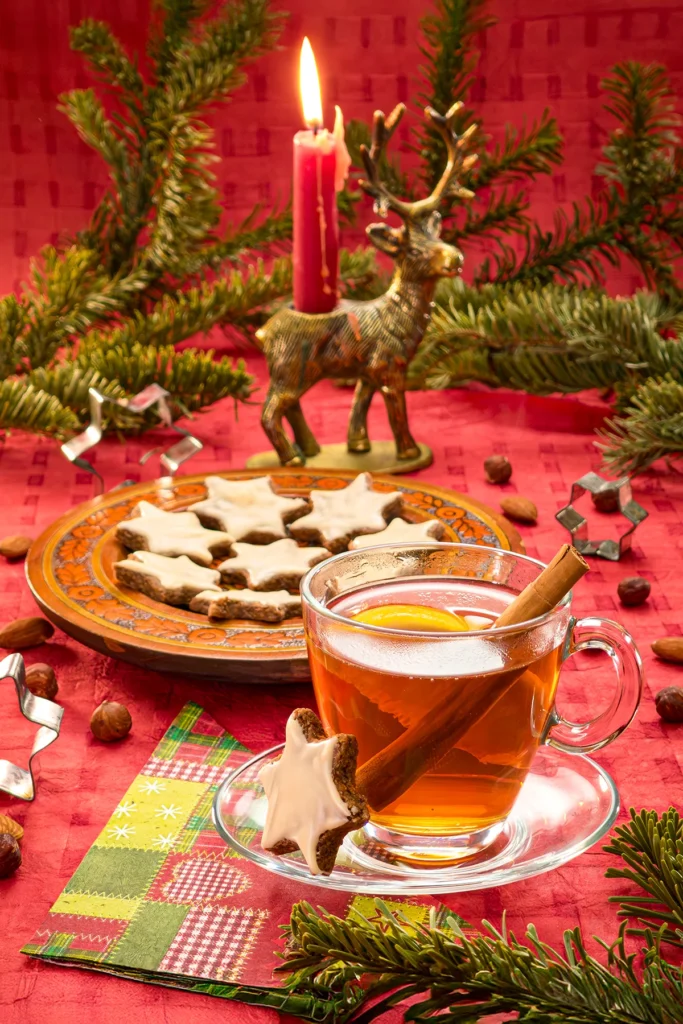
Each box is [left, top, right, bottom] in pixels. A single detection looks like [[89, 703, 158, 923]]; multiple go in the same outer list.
[[0, 535, 33, 560], [652, 637, 683, 665], [0, 814, 23, 843], [500, 496, 538, 524], [0, 617, 55, 650]]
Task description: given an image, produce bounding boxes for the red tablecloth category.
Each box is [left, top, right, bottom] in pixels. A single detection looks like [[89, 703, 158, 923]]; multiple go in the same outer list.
[[2, 362, 683, 1023]]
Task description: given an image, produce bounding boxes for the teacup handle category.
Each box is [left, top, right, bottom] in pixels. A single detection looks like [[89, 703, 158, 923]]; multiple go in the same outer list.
[[545, 616, 643, 754]]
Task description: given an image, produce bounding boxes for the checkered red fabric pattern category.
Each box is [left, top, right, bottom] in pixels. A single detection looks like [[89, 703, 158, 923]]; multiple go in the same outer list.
[[159, 907, 269, 982], [142, 752, 252, 786], [162, 856, 251, 906]]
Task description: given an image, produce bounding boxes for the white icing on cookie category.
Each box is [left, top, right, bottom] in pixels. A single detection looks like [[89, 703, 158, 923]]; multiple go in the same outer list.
[[115, 551, 221, 594], [258, 714, 351, 874], [116, 501, 233, 565], [191, 476, 308, 541], [289, 473, 403, 548], [218, 538, 329, 589], [348, 517, 445, 550]]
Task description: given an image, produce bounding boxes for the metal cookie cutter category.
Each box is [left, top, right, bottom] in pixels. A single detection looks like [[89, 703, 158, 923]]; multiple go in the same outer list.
[[61, 384, 203, 493], [0, 654, 64, 801], [555, 471, 648, 561]]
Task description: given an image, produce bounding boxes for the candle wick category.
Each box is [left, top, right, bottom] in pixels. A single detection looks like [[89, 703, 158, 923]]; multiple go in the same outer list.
[[312, 124, 319, 137]]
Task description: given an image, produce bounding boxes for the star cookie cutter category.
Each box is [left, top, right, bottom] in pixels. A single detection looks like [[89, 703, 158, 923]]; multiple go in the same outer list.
[[0, 653, 64, 801], [555, 471, 648, 561], [61, 384, 203, 494]]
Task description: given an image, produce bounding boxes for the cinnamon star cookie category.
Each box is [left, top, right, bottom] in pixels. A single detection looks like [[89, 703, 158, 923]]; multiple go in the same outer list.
[[258, 708, 369, 875], [116, 501, 234, 565], [349, 516, 445, 550], [114, 551, 221, 606], [288, 472, 404, 553], [190, 588, 302, 622], [191, 476, 309, 543], [218, 538, 329, 591]]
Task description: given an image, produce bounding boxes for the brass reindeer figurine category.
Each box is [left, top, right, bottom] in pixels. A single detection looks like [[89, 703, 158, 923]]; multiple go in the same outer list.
[[255, 102, 477, 466]]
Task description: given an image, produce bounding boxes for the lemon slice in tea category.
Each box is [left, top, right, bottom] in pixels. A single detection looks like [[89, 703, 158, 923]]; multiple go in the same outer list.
[[351, 604, 470, 632]]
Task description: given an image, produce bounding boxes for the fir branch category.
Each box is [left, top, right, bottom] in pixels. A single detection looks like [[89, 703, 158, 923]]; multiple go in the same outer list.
[[150, 0, 213, 73], [479, 199, 622, 286], [25, 366, 126, 418], [69, 19, 146, 101], [472, 110, 563, 191], [159, 0, 283, 116], [198, 206, 293, 271], [599, 376, 683, 475], [604, 808, 683, 946], [409, 283, 683, 394], [446, 188, 529, 243], [416, 0, 493, 189], [279, 899, 683, 1023], [59, 90, 131, 196], [0, 380, 78, 438], [80, 343, 253, 414]]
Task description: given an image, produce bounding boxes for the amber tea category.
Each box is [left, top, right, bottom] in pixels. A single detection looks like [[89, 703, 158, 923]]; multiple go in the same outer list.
[[307, 576, 564, 838]]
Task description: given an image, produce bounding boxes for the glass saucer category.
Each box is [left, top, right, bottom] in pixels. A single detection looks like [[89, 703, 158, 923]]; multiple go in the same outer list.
[[211, 745, 619, 895]]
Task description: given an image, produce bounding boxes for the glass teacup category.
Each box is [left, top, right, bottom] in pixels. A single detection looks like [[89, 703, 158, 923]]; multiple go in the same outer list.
[[301, 544, 642, 863]]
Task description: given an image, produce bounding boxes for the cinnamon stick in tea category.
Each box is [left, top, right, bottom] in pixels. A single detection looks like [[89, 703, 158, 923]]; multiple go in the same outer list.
[[356, 543, 589, 812]]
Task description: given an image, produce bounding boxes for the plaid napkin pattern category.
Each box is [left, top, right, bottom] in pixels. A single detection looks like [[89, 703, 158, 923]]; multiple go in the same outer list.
[[22, 702, 439, 1001]]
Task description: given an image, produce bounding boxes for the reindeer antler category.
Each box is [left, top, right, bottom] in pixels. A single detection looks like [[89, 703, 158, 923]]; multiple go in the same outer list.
[[359, 101, 478, 222], [359, 103, 414, 219]]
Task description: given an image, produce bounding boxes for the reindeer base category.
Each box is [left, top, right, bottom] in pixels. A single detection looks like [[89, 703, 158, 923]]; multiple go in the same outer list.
[[245, 440, 433, 475]]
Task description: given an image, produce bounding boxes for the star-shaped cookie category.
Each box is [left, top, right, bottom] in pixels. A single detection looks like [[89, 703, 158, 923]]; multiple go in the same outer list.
[[114, 551, 221, 606], [258, 708, 369, 875], [116, 501, 234, 565], [191, 476, 309, 543], [349, 517, 446, 550], [190, 588, 302, 622], [288, 472, 404, 553], [218, 538, 329, 591]]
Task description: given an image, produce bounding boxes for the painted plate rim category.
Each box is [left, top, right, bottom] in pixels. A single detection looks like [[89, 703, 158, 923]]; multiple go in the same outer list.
[[26, 469, 523, 680]]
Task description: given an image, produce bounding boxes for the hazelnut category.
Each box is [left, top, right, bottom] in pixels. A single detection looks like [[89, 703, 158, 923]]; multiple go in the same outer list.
[[484, 455, 512, 485], [655, 687, 683, 723], [0, 833, 21, 878], [25, 663, 58, 701], [90, 701, 132, 742], [0, 535, 33, 560], [617, 576, 651, 607], [591, 486, 620, 514]]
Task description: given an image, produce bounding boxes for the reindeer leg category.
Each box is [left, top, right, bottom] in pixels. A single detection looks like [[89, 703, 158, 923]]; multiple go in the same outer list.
[[347, 379, 375, 453], [380, 386, 420, 460], [285, 401, 320, 458], [261, 388, 304, 466]]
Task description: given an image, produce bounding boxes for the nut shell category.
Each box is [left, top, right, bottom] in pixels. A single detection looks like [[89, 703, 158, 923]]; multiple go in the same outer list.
[[651, 637, 683, 665], [484, 455, 512, 485], [500, 496, 538, 524], [617, 576, 651, 607], [0, 815, 23, 842], [655, 687, 683, 723], [0, 535, 33, 560], [90, 701, 132, 742], [25, 663, 58, 701], [0, 833, 21, 878], [0, 617, 54, 650]]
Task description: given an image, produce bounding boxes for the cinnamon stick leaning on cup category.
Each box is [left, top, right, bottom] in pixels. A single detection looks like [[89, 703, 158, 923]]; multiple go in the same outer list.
[[355, 543, 589, 812]]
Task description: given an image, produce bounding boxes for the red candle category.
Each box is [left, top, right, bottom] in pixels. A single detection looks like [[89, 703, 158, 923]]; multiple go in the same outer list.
[[293, 39, 349, 314]]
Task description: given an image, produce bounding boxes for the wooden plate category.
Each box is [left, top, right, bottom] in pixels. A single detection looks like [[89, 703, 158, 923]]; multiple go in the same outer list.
[[26, 470, 523, 684]]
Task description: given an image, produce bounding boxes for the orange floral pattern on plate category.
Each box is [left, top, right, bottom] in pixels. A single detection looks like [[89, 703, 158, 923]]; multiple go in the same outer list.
[[47, 471, 508, 658]]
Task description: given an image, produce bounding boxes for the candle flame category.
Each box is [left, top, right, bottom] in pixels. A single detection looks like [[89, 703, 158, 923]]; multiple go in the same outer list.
[[300, 37, 323, 129]]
